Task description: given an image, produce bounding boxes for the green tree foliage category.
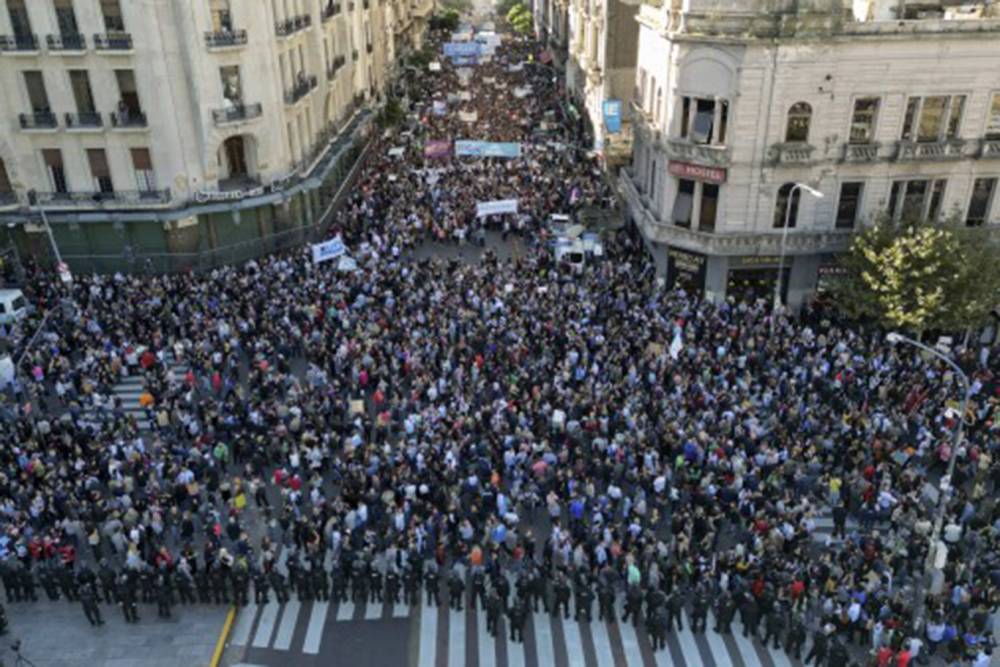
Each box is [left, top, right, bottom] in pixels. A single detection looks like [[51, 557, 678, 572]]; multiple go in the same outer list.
[[377, 98, 405, 128], [832, 213, 1000, 334], [496, 0, 521, 17], [430, 8, 462, 31], [506, 3, 532, 33]]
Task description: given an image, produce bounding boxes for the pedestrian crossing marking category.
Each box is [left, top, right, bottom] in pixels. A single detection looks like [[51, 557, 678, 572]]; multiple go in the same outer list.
[[336, 601, 355, 621], [273, 599, 300, 650], [533, 610, 556, 667], [447, 606, 465, 667], [417, 601, 438, 667], [230, 602, 258, 646], [364, 599, 382, 620], [391, 600, 408, 618], [731, 623, 766, 667], [564, 617, 586, 667], [251, 601, 280, 648], [705, 613, 734, 667], [303, 601, 329, 654], [619, 618, 645, 667], [477, 607, 493, 667], [590, 621, 615, 667], [675, 618, 705, 667]]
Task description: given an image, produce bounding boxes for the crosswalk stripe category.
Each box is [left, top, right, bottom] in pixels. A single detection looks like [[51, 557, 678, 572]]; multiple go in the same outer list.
[[508, 626, 527, 667], [273, 599, 301, 650], [564, 619, 586, 667], [619, 621, 645, 667], [769, 646, 795, 667], [590, 621, 616, 667], [705, 613, 738, 667], [731, 629, 765, 667], [229, 603, 258, 646], [336, 601, 355, 621], [675, 620, 703, 666], [533, 611, 556, 667], [418, 603, 438, 667], [365, 601, 383, 620], [303, 601, 329, 654], [392, 600, 408, 618], [251, 601, 280, 648], [447, 606, 466, 667], [477, 607, 494, 667]]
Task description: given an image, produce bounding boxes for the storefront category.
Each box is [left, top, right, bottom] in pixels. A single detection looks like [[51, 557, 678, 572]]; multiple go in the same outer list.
[[814, 255, 848, 302], [726, 255, 789, 303], [667, 246, 707, 293]]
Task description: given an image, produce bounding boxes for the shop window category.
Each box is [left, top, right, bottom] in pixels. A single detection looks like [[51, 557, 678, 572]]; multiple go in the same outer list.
[[672, 179, 694, 228], [966, 178, 996, 227], [835, 182, 864, 229], [773, 183, 801, 229], [901, 95, 966, 142], [850, 97, 880, 144], [785, 102, 812, 143]]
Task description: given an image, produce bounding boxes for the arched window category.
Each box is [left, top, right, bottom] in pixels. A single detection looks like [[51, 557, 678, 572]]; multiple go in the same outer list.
[[773, 183, 801, 228], [785, 102, 812, 143]]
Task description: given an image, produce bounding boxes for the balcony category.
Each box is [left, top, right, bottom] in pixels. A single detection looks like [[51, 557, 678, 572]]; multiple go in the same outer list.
[[275, 14, 312, 37], [285, 75, 318, 105], [19, 111, 58, 130], [619, 171, 852, 256], [841, 142, 884, 163], [979, 139, 1000, 159], [64, 111, 104, 130], [109, 110, 148, 130], [322, 3, 342, 20], [93, 32, 132, 51], [768, 142, 815, 165], [212, 101, 263, 126], [327, 55, 347, 80], [205, 29, 248, 49], [0, 34, 40, 52], [0, 192, 19, 208], [46, 33, 86, 52], [35, 189, 172, 207], [895, 139, 967, 162]]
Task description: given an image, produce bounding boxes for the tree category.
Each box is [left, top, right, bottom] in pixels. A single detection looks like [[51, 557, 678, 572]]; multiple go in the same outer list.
[[831, 213, 1000, 335], [496, 0, 520, 17], [430, 8, 463, 31], [506, 3, 532, 34]]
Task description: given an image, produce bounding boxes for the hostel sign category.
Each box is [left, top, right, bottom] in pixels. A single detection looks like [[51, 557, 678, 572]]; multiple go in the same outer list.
[[668, 161, 727, 185]]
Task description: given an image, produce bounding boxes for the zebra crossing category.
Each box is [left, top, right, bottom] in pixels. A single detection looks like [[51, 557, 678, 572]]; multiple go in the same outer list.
[[231, 595, 807, 667], [71, 353, 188, 431]]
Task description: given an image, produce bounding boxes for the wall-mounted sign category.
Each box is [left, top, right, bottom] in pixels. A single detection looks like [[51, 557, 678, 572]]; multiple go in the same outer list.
[[668, 161, 726, 185]]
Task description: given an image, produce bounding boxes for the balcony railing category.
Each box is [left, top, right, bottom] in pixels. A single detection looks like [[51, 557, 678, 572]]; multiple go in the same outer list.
[[35, 189, 172, 207], [841, 142, 883, 163], [0, 192, 18, 207], [204, 29, 248, 48], [93, 32, 132, 50], [0, 34, 39, 52], [285, 75, 318, 105], [276, 14, 312, 37], [768, 142, 815, 165], [109, 111, 148, 129], [212, 102, 263, 125], [978, 139, 1000, 159], [895, 139, 967, 162], [327, 55, 347, 79], [46, 33, 86, 51], [19, 111, 58, 129], [323, 3, 342, 20], [65, 111, 104, 129]]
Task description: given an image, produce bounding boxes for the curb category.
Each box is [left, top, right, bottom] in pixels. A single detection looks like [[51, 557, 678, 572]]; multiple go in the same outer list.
[[209, 605, 237, 667]]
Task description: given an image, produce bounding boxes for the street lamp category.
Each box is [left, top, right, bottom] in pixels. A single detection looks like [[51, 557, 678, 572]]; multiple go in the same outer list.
[[773, 183, 823, 316], [885, 331, 972, 632]]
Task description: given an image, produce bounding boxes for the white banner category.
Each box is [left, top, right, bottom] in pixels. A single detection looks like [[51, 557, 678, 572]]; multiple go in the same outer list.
[[311, 236, 347, 264], [513, 86, 532, 99], [428, 61, 442, 72], [459, 91, 472, 101], [459, 110, 478, 123], [476, 199, 518, 218]]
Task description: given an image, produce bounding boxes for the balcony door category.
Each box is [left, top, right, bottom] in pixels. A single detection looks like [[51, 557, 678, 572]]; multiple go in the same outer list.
[[223, 136, 249, 180]]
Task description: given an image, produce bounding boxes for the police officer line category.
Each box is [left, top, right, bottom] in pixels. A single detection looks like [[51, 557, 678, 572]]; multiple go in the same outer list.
[[230, 595, 803, 667]]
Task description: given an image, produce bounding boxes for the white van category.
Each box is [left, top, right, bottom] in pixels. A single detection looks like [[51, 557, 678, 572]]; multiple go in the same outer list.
[[0, 289, 27, 325]]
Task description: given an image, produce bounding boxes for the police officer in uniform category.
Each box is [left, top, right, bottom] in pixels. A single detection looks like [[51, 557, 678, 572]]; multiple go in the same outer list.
[[714, 592, 736, 633], [271, 568, 290, 604], [385, 567, 401, 605], [552, 573, 571, 620], [448, 569, 464, 611], [762, 601, 785, 649], [18, 565, 37, 602], [195, 566, 212, 604], [79, 581, 104, 626], [332, 562, 348, 603], [404, 565, 421, 606], [740, 592, 759, 639], [471, 569, 487, 611], [622, 583, 643, 625], [529, 564, 547, 613], [598, 581, 615, 622], [39, 564, 60, 601], [177, 567, 196, 605], [425, 562, 440, 607], [485, 587, 502, 637], [253, 567, 270, 604], [118, 573, 139, 623], [98, 560, 117, 604], [508, 598, 526, 643], [311, 559, 329, 602], [575, 580, 594, 622], [156, 573, 173, 618], [690, 588, 709, 633], [786, 614, 807, 660]]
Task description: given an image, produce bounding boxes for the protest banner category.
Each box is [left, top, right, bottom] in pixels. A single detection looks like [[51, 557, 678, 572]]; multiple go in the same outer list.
[[455, 141, 521, 158], [311, 236, 346, 264], [476, 199, 519, 217], [424, 140, 452, 158]]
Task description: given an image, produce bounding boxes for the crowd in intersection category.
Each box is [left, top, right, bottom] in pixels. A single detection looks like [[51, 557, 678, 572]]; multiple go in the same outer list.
[[0, 23, 998, 667]]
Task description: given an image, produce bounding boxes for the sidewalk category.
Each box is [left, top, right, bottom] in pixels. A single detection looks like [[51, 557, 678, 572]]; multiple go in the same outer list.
[[0, 599, 229, 667]]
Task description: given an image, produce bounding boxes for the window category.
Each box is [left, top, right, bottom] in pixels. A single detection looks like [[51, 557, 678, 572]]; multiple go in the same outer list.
[[7, 0, 32, 38], [966, 178, 996, 227], [700, 183, 719, 232], [219, 66, 241, 103], [773, 183, 801, 228], [850, 97, 879, 144], [635, 69, 646, 107], [901, 95, 966, 142], [99, 0, 125, 31], [785, 102, 812, 143], [23, 71, 49, 112], [42, 149, 67, 193], [69, 70, 96, 113], [87, 149, 113, 193], [679, 96, 728, 145], [672, 179, 695, 227], [130, 148, 155, 192], [53, 0, 79, 36], [986, 93, 1000, 140], [114, 69, 141, 114], [835, 182, 864, 229], [887, 179, 947, 222], [210, 0, 233, 32]]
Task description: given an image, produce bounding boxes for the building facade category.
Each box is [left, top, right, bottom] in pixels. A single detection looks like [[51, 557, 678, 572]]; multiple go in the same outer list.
[[620, 0, 1000, 308], [0, 0, 430, 272]]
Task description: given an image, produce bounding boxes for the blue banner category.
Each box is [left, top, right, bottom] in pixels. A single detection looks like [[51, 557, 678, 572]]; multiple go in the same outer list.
[[311, 236, 347, 264], [443, 42, 481, 57], [476, 199, 518, 217], [449, 55, 478, 66], [454, 140, 521, 158], [603, 99, 622, 134]]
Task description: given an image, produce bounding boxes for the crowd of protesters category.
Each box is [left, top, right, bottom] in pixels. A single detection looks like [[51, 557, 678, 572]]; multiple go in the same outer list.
[[0, 24, 997, 667]]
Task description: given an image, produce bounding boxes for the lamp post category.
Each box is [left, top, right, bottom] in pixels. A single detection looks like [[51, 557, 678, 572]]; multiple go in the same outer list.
[[773, 183, 823, 318], [885, 331, 972, 633]]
